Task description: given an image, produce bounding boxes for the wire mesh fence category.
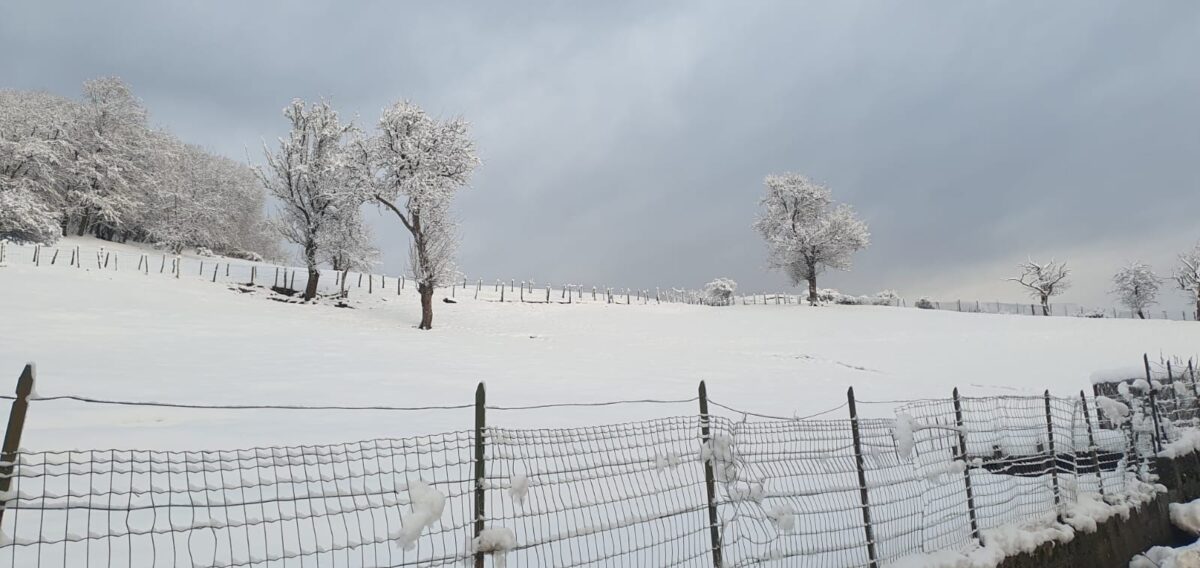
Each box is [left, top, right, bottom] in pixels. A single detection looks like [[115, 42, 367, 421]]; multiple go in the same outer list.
[[0, 359, 1189, 567]]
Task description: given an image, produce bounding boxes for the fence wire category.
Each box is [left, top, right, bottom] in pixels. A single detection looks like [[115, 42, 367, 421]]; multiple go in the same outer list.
[[0, 388, 1181, 567]]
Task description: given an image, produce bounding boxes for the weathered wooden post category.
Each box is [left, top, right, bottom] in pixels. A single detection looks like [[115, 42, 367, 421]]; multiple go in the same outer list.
[[1145, 354, 1165, 453], [1043, 390, 1062, 516], [473, 383, 487, 568], [0, 364, 35, 526], [1080, 391, 1105, 496], [952, 388, 980, 542], [847, 387, 879, 567], [698, 381, 723, 568]]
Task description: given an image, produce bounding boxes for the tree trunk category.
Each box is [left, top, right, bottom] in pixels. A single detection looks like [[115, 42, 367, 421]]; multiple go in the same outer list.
[[418, 283, 434, 330], [304, 268, 320, 301], [1137, 309, 1145, 319], [76, 211, 91, 236], [1040, 295, 1050, 316], [807, 277, 818, 306], [1194, 297, 1199, 323]]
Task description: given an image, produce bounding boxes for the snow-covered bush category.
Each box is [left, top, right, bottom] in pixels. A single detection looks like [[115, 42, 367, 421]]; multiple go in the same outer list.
[[914, 297, 936, 310], [835, 294, 867, 305], [1081, 309, 1106, 318], [224, 249, 264, 262], [871, 290, 900, 306], [816, 288, 842, 304], [703, 277, 737, 306], [195, 246, 214, 257]]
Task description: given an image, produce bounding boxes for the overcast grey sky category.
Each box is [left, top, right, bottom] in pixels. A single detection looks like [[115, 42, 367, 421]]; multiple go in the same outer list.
[[3, 1, 1197, 308]]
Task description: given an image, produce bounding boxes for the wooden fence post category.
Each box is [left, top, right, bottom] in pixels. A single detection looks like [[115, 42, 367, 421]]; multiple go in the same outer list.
[[1079, 391, 1105, 496], [473, 383, 487, 568], [1144, 354, 1164, 453], [847, 387, 879, 568], [952, 388, 979, 542], [1043, 390, 1061, 517], [1189, 360, 1200, 414], [0, 364, 35, 526], [698, 381, 723, 568]]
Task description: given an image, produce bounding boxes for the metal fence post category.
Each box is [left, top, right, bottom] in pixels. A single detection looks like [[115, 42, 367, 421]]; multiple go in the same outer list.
[[1079, 391, 1105, 497], [698, 381, 723, 568], [1042, 390, 1061, 517], [847, 387, 879, 568], [473, 383, 487, 568], [0, 364, 35, 526], [1144, 354, 1164, 453], [951, 388, 979, 542]]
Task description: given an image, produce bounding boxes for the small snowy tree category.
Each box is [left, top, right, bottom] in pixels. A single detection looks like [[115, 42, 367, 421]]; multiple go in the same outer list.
[[256, 99, 362, 300], [1110, 261, 1160, 319], [1174, 243, 1200, 321], [752, 173, 869, 305], [1009, 258, 1070, 316], [356, 100, 479, 330], [703, 277, 737, 306]]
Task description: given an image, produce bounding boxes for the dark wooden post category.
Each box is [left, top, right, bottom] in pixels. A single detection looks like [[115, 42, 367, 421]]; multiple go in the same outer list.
[[1043, 390, 1061, 516], [847, 387, 879, 567], [1144, 354, 1164, 453], [698, 381, 723, 568], [1079, 391, 1105, 496], [952, 388, 979, 541], [0, 364, 35, 526], [473, 382, 487, 568], [1189, 361, 1200, 415]]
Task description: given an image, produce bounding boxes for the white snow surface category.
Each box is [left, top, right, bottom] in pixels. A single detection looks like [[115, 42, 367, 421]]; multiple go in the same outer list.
[[1173, 498, 1200, 536], [3, 236, 1200, 450], [393, 480, 446, 550]]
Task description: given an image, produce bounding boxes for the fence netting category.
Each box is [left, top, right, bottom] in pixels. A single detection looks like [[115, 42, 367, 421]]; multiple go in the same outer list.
[[0, 392, 1175, 567]]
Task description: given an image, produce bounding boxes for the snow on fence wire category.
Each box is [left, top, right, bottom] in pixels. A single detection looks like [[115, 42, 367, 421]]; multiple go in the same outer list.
[[0, 361, 1182, 567]]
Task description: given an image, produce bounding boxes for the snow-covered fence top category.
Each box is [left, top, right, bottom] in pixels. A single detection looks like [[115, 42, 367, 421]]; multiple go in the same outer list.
[[0, 361, 1190, 567]]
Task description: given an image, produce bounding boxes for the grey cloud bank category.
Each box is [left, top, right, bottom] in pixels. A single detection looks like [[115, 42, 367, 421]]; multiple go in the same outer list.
[[3, 1, 1197, 309]]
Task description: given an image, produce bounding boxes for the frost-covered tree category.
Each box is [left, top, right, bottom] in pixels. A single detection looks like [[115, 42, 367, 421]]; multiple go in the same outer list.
[[324, 204, 378, 274], [63, 77, 152, 238], [752, 173, 869, 305], [257, 99, 363, 300], [0, 90, 76, 243], [356, 101, 479, 330], [703, 278, 737, 306], [1110, 261, 1160, 319], [1009, 258, 1070, 315], [1174, 243, 1200, 321]]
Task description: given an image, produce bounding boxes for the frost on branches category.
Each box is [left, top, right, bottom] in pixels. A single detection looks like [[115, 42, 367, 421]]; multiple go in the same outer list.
[[1111, 261, 1161, 319], [752, 173, 869, 305], [1008, 258, 1070, 316], [257, 99, 365, 300], [0, 78, 279, 257], [703, 277, 737, 306], [1175, 243, 1200, 321], [354, 100, 479, 330]]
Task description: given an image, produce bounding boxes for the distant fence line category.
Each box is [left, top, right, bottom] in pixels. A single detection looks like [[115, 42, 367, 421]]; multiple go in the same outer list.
[[5, 241, 1194, 320], [0, 355, 1190, 567]]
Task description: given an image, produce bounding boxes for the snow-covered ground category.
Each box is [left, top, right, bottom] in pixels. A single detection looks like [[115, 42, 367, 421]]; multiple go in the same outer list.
[[1, 236, 1199, 451]]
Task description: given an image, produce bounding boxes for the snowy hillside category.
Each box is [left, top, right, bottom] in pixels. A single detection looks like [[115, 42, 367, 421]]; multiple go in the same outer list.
[[1, 236, 1198, 451]]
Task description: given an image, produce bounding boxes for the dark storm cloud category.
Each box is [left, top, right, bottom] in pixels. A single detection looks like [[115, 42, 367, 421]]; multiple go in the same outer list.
[[3, 1, 1197, 306]]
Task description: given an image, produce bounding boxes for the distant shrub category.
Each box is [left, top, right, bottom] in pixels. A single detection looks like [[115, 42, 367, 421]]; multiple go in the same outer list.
[[703, 277, 738, 306], [915, 297, 936, 310], [225, 249, 264, 262], [871, 290, 900, 306], [1082, 309, 1106, 319], [195, 246, 214, 257]]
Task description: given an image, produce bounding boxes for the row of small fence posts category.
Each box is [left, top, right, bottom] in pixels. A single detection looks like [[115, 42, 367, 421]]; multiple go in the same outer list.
[[0, 358, 1179, 567]]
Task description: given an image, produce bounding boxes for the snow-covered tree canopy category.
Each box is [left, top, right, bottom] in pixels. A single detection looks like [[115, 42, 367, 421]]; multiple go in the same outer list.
[[703, 277, 738, 306], [1009, 258, 1070, 315], [1175, 243, 1200, 321], [0, 78, 278, 258], [752, 173, 869, 304], [257, 99, 365, 299], [1110, 261, 1160, 318], [352, 100, 480, 329]]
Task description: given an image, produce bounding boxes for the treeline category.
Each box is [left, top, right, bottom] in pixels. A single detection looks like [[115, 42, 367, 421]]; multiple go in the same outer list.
[[0, 77, 278, 258]]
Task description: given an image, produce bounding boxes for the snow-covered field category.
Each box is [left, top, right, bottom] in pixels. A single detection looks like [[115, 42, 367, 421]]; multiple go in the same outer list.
[[1, 236, 1198, 451]]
